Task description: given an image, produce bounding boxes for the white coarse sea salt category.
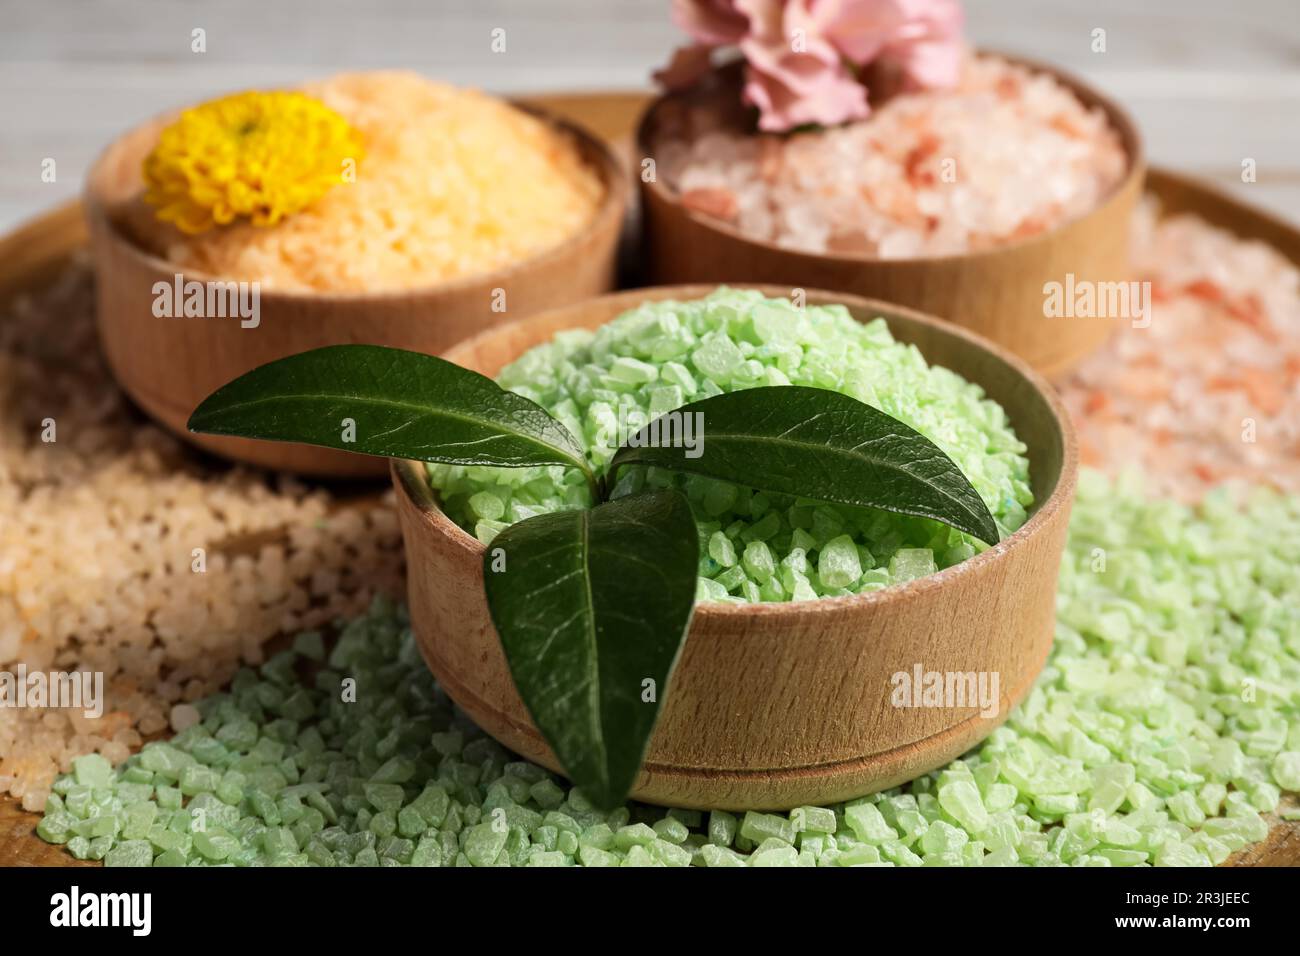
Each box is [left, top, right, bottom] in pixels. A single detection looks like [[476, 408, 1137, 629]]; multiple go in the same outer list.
[[661, 55, 1127, 257]]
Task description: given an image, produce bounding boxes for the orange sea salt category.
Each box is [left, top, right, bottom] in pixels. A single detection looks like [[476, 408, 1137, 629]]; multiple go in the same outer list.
[[132, 72, 606, 292]]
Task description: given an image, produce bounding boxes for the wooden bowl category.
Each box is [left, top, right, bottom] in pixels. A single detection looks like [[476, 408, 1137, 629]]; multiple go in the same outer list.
[[392, 285, 1078, 810], [84, 104, 628, 478], [636, 56, 1146, 379]]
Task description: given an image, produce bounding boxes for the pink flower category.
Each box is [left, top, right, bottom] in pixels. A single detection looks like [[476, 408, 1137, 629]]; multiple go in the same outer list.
[[877, 0, 965, 88], [657, 0, 965, 132]]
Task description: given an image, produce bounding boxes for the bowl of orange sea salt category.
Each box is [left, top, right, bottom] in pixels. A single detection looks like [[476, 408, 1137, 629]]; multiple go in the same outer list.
[[86, 71, 627, 476]]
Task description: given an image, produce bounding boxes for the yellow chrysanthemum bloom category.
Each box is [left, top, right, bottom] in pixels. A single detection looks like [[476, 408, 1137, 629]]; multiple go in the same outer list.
[[142, 90, 364, 234]]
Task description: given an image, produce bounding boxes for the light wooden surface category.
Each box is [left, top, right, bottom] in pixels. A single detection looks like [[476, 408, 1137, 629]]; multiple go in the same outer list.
[[636, 57, 1145, 378], [398, 285, 1077, 810], [82, 105, 627, 476], [2, 91, 1297, 862], [2, 0, 1298, 231]]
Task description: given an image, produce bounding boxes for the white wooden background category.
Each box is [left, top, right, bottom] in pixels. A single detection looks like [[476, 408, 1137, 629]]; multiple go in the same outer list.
[[1, 0, 1298, 231]]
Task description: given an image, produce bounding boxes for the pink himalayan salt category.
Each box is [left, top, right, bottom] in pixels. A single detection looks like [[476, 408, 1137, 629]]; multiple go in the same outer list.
[[1061, 198, 1300, 501], [656, 54, 1126, 257]]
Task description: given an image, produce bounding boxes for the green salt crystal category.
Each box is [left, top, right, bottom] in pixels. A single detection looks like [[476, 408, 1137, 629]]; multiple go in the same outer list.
[[1155, 840, 1210, 867], [613, 823, 656, 850], [36, 812, 75, 844], [696, 577, 728, 602], [468, 491, 505, 521], [708, 531, 738, 567], [1088, 764, 1134, 813], [524, 849, 569, 867], [648, 838, 692, 867], [557, 829, 580, 857], [889, 548, 937, 583], [1033, 794, 1080, 817], [1166, 791, 1206, 827], [410, 835, 442, 867], [178, 764, 219, 796], [938, 780, 988, 833], [122, 766, 153, 785], [1272, 752, 1300, 791], [396, 806, 425, 838], [792, 806, 837, 834], [363, 782, 405, 812], [750, 843, 798, 867], [619, 844, 656, 867], [660, 361, 695, 392], [881, 840, 924, 867], [1249, 781, 1280, 813], [104, 840, 154, 867], [193, 828, 240, 861], [691, 332, 744, 382], [836, 844, 882, 866], [652, 817, 689, 845], [72, 753, 113, 789], [920, 820, 969, 856], [579, 845, 620, 867], [215, 771, 245, 806], [579, 823, 615, 850], [152, 847, 187, 867], [739, 811, 795, 846], [844, 801, 896, 844], [610, 355, 660, 385], [463, 823, 508, 867], [741, 512, 781, 545], [369, 810, 397, 839], [1197, 782, 1227, 817], [700, 844, 746, 868], [799, 833, 826, 857], [741, 541, 777, 586], [714, 565, 746, 592], [817, 534, 862, 589], [542, 810, 579, 834], [122, 802, 158, 840], [532, 825, 558, 852], [371, 756, 416, 784]]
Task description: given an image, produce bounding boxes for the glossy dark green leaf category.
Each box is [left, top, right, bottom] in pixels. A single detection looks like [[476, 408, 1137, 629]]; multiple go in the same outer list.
[[187, 344, 593, 485], [608, 385, 999, 544], [482, 490, 699, 809]]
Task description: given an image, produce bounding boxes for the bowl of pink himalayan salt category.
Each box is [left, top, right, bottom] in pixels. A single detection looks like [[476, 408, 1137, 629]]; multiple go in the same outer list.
[[637, 54, 1145, 378]]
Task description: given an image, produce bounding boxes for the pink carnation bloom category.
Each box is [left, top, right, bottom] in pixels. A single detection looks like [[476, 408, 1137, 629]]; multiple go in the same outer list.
[[657, 0, 964, 132]]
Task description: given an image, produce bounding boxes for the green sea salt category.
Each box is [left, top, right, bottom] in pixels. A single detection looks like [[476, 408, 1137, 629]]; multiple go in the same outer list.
[[428, 288, 1033, 600], [37, 471, 1300, 866]]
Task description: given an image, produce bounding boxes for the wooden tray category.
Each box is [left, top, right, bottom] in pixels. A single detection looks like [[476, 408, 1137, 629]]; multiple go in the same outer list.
[[1, 91, 1297, 865]]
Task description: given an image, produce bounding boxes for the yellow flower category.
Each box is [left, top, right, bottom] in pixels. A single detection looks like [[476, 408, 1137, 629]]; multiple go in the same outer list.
[[142, 90, 363, 234]]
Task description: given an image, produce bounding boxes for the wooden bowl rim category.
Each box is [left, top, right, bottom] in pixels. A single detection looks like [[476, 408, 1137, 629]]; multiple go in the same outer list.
[[634, 49, 1147, 266], [392, 282, 1079, 621], [82, 99, 629, 304]]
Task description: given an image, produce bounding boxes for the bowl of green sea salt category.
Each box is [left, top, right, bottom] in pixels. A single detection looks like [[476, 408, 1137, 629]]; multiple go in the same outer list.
[[393, 285, 1077, 809]]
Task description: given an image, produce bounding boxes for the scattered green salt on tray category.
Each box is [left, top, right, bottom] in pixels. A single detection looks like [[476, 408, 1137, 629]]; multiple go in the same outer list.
[[36, 471, 1300, 866], [427, 288, 1034, 601]]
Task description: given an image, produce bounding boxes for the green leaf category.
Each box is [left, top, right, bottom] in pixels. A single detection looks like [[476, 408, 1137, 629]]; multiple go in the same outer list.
[[608, 385, 999, 544], [187, 344, 594, 486], [482, 490, 699, 809]]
